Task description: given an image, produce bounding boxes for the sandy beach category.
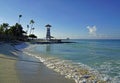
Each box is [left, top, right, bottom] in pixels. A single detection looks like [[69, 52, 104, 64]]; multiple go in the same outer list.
[[0, 43, 75, 83], [0, 43, 20, 83]]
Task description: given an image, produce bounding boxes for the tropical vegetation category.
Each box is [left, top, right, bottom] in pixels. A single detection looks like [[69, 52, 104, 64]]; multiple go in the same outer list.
[[29, 34, 37, 39], [0, 23, 27, 41], [0, 15, 37, 42]]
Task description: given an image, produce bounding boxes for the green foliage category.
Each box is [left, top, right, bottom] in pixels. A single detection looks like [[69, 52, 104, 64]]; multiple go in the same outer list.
[[29, 19, 35, 35], [0, 25, 4, 33], [0, 23, 27, 41], [29, 34, 37, 39], [0, 23, 9, 33], [19, 15, 22, 18], [30, 19, 35, 24], [0, 17, 37, 42]]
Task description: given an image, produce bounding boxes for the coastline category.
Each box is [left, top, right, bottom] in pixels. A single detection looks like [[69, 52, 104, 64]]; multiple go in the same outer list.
[[0, 42, 75, 83], [0, 43, 20, 83], [21, 43, 110, 83]]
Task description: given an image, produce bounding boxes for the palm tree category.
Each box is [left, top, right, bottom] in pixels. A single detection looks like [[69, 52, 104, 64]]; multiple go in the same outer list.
[[29, 34, 37, 40], [29, 19, 35, 35], [2, 23, 9, 32], [18, 15, 22, 24], [0, 24, 4, 40], [32, 28, 35, 34], [15, 23, 26, 40], [26, 25, 29, 35], [1, 23, 9, 40], [0, 25, 4, 33]]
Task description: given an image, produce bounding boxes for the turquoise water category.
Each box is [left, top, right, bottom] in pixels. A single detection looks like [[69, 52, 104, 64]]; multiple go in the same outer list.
[[28, 39, 120, 82]]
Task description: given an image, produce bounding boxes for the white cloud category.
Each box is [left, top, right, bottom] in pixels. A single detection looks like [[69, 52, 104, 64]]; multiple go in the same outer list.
[[87, 25, 97, 36]]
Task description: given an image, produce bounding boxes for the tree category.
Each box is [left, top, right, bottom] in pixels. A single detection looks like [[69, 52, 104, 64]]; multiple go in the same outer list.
[[8, 23, 26, 40], [0, 23, 9, 40], [9, 25, 17, 36], [2, 23, 9, 32], [0, 25, 4, 40], [0, 25, 4, 33], [26, 25, 29, 34], [31, 27, 35, 34], [18, 15, 22, 24], [29, 19, 35, 35], [29, 34, 37, 39], [15, 23, 24, 37]]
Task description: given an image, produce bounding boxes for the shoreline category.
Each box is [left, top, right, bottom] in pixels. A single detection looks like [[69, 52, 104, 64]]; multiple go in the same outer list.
[[0, 42, 114, 83], [0, 43, 20, 83], [22, 43, 113, 83], [0, 42, 75, 83]]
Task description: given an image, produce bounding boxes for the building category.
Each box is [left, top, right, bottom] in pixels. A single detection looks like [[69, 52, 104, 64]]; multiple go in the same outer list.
[[45, 24, 52, 40]]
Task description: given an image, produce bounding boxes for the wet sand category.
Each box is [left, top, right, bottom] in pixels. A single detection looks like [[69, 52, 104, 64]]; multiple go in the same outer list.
[[17, 60, 75, 83], [0, 43, 20, 83], [0, 57, 20, 83], [0, 43, 75, 83]]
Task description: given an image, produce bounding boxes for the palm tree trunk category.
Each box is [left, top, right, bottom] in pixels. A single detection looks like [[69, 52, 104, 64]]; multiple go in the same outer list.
[[29, 24, 33, 35]]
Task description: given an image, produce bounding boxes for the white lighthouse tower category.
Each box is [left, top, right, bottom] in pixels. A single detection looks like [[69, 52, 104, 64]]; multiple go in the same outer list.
[[45, 24, 52, 41]]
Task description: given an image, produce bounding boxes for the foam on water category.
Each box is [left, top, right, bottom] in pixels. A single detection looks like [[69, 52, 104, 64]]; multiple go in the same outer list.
[[22, 49, 114, 83], [16, 41, 120, 83]]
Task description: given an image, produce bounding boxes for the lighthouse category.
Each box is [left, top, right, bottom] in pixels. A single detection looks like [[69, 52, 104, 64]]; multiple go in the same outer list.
[[45, 24, 52, 40]]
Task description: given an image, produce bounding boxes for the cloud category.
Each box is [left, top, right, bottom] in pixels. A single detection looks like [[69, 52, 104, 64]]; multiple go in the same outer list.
[[87, 26, 97, 36]]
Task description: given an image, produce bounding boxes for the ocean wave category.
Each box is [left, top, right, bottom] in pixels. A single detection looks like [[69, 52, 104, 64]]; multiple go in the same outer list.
[[19, 43, 120, 83], [22, 51, 114, 83]]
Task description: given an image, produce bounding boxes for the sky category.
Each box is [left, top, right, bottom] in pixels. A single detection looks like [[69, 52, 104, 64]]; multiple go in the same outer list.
[[0, 0, 120, 39]]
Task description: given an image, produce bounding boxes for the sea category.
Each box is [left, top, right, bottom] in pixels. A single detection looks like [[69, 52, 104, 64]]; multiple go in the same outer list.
[[21, 39, 120, 82]]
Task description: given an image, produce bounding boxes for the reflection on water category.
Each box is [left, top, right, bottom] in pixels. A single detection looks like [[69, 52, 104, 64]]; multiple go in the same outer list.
[[46, 44, 51, 52]]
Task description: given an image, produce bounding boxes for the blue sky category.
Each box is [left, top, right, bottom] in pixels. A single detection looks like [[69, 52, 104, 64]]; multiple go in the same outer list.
[[0, 0, 120, 39]]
